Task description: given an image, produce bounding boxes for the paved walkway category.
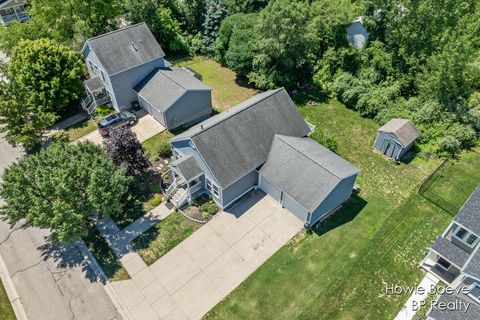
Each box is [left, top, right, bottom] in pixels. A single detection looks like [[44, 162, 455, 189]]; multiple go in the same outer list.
[[100, 191, 303, 320], [394, 273, 439, 320]]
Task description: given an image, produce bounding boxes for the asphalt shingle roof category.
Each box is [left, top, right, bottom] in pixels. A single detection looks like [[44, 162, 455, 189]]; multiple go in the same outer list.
[[171, 88, 311, 188], [171, 155, 203, 181], [83, 77, 105, 93], [378, 118, 420, 146], [427, 293, 480, 320], [454, 186, 480, 236], [431, 237, 470, 268], [260, 135, 360, 212], [85, 23, 165, 76], [134, 68, 211, 112]]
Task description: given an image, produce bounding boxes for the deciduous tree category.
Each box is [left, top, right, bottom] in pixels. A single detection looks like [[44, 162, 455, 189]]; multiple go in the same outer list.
[[0, 142, 131, 243]]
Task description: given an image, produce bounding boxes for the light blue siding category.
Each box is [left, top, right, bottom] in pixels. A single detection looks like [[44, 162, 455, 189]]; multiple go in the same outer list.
[[222, 170, 258, 208], [308, 174, 357, 225], [163, 91, 212, 130], [283, 193, 309, 222], [346, 22, 369, 49], [109, 58, 165, 111], [374, 132, 404, 160]]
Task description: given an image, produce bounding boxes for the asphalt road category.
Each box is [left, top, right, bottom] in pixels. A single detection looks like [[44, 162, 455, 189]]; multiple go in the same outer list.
[[0, 132, 121, 320]]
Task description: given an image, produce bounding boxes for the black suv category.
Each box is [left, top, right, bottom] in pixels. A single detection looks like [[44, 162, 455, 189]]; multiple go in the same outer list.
[[98, 111, 137, 137]]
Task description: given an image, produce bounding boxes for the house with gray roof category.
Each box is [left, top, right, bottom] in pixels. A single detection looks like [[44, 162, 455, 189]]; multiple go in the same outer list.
[[373, 118, 420, 160], [421, 186, 480, 320], [167, 88, 360, 227], [0, 0, 29, 26], [81, 23, 212, 130]]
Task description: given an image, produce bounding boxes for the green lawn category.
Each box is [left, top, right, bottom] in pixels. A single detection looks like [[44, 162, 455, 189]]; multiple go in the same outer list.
[[0, 281, 15, 320], [132, 212, 203, 265], [206, 90, 480, 319], [175, 57, 259, 111], [54, 118, 98, 142], [84, 229, 130, 282], [142, 131, 174, 161]]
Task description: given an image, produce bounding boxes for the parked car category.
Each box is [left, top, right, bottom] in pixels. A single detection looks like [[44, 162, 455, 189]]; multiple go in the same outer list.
[[98, 111, 137, 137]]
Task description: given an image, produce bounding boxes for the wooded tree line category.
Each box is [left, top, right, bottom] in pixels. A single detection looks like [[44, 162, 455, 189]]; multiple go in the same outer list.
[[0, 0, 479, 155]]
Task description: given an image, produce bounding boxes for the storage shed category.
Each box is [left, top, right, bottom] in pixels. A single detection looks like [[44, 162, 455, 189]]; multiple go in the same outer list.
[[373, 119, 420, 160]]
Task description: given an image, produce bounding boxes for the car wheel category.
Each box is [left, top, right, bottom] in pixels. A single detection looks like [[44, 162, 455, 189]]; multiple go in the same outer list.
[[129, 120, 135, 126]]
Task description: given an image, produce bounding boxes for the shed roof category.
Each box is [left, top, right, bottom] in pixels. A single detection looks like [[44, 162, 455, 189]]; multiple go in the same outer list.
[[84, 23, 165, 76], [260, 135, 360, 212], [454, 186, 480, 236], [134, 68, 211, 112], [0, 0, 25, 9], [171, 88, 311, 188], [171, 155, 203, 181], [378, 118, 420, 146]]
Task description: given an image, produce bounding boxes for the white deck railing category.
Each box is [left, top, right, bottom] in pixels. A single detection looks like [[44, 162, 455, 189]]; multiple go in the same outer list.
[[173, 190, 188, 208], [166, 181, 177, 198]]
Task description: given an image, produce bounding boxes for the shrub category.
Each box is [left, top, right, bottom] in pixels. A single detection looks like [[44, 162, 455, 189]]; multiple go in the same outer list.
[[200, 200, 219, 215], [148, 193, 162, 207], [201, 212, 210, 219], [96, 104, 111, 117], [310, 128, 338, 153], [157, 142, 172, 158]]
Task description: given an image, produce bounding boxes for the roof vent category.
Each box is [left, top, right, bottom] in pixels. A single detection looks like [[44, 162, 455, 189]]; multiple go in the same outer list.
[[131, 42, 138, 52]]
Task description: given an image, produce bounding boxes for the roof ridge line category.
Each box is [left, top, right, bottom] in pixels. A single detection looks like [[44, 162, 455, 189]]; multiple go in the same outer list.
[[187, 88, 284, 139], [159, 68, 188, 91], [276, 135, 343, 180], [87, 22, 146, 42]]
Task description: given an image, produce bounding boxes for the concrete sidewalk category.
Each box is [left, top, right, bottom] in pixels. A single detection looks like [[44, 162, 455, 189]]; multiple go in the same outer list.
[[394, 273, 439, 320]]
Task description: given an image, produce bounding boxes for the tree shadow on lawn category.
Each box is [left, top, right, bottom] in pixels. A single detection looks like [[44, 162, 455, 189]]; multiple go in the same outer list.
[[312, 194, 367, 237], [293, 89, 330, 106]]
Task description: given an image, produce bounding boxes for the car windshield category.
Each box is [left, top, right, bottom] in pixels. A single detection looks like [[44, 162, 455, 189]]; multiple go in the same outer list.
[[120, 113, 127, 119], [105, 115, 117, 122]]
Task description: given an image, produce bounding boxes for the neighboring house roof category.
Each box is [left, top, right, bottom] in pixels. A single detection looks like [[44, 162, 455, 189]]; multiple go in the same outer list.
[[427, 293, 480, 320], [171, 88, 311, 188], [260, 135, 360, 212], [134, 68, 211, 112], [431, 237, 470, 268], [377, 118, 420, 147], [171, 155, 202, 181], [83, 23, 165, 76], [0, 0, 25, 9], [454, 186, 480, 236]]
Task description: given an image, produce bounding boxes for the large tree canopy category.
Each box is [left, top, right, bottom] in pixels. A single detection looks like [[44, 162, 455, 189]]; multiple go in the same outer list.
[[8, 39, 85, 113], [0, 142, 131, 243]]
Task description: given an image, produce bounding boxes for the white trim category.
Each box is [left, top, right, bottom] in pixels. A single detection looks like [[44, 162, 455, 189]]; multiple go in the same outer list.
[[428, 248, 463, 270], [435, 256, 452, 272], [452, 225, 480, 248]]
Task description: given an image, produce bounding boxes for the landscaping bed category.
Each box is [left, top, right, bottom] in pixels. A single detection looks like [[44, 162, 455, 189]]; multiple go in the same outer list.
[[181, 194, 219, 222], [132, 212, 203, 265]]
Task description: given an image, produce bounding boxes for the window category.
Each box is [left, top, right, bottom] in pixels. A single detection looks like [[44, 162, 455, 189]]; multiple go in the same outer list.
[[437, 257, 451, 271], [88, 59, 93, 71], [100, 70, 106, 82], [468, 283, 480, 304], [205, 177, 219, 199], [454, 226, 479, 247]]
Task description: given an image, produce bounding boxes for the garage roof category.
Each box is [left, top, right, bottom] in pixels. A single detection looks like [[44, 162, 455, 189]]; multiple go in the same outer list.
[[134, 68, 211, 112], [260, 135, 360, 212], [378, 118, 420, 147], [171, 89, 311, 188]]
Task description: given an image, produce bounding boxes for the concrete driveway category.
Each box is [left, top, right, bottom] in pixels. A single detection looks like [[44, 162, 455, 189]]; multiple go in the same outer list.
[[110, 190, 303, 320], [78, 110, 165, 145]]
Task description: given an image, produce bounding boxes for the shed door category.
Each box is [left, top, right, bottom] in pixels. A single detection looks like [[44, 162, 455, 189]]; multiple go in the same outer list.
[[259, 175, 281, 202]]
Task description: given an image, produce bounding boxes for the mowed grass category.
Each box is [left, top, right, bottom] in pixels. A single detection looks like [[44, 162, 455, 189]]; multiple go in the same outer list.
[[206, 90, 480, 319], [0, 281, 15, 320], [132, 212, 203, 265], [54, 118, 98, 142], [175, 57, 259, 111]]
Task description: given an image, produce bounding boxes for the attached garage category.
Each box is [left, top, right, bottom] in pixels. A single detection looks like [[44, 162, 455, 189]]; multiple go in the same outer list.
[[259, 135, 360, 227], [374, 118, 420, 161], [134, 67, 212, 130]]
